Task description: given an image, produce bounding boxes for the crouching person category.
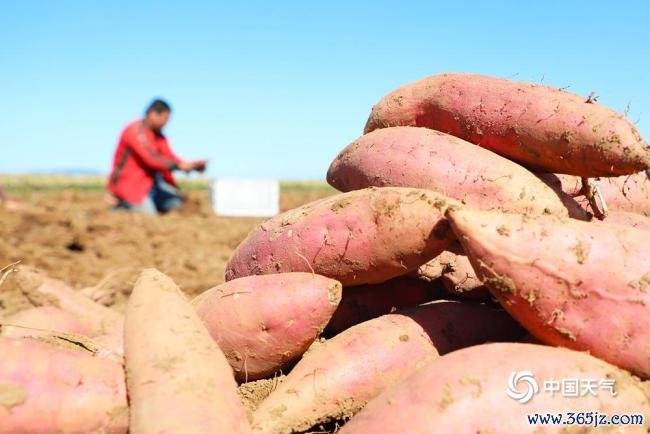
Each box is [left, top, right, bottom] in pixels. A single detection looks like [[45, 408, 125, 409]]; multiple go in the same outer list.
[[107, 99, 206, 213]]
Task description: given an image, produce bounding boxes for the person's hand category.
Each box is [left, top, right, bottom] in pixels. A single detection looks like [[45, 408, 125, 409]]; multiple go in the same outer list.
[[177, 161, 194, 173], [178, 160, 207, 173], [192, 159, 208, 173]]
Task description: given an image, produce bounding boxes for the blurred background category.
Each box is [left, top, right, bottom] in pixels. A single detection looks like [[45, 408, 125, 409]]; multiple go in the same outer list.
[[2, 0, 649, 179]]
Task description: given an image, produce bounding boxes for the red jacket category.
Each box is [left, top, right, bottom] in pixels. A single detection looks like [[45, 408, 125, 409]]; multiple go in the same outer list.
[[108, 119, 181, 204]]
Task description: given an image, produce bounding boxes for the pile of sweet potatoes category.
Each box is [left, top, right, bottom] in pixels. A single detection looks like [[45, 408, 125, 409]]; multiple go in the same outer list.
[[2, 72, 650, 433]]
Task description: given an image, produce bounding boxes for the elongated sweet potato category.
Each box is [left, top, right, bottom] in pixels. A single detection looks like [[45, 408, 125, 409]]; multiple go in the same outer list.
[[365, 73, 649, 176], [125, 269, 251, 434], [251, 301, 523, 434], [226, 187, 458, 286], [448, 209, 650, 378], [1, 266, 124, 354], [0, 336, 128, 434], [324, 275, 443, 335], [543, 171, 650, 217], [1, 306, 91, 338], [328, 126, 570, 216], [339, 343, 650, 433], [192, 272, 342, 382]]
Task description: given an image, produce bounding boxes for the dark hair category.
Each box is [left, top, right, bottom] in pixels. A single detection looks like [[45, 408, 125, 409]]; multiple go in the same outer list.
[[146, 98, 172, 114]]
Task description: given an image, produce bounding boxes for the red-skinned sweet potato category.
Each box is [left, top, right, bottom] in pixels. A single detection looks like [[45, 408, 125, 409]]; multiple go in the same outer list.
[[1, 306, 91, 338], [192, 272, 342, 382], [251, 301, 524, 434], [0, 336, 128, 434], [338, 343, 650, 433], [364, 73, 649, 176], [327, 126, 571, 216], [3, 266, 124, 354], [225, 187, 458, 286], [448, 208, 650, 378]]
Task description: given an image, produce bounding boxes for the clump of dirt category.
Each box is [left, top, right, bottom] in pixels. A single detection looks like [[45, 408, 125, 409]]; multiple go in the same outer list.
[[238, 376, 285, 417], [0, 382, 27, 409]]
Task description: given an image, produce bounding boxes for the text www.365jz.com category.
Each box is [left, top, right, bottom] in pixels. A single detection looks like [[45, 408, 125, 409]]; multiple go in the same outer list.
[[527, 412, 644, 428]]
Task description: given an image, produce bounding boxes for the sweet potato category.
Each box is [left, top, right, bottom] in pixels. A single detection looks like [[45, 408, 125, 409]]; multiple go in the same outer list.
[[448, 209, 650, 378], [0, 336, 128, 434], [537, 177, 591, 220], [327, 126, 570, 216], [251, 301, 523, 434], [125, 269, 251, 434], [412, 242, 489, 300], [0, 306, 91, 338], [602, 210, 650, 232], [338, 343, 650, 433], [364, 73, 649, 176], [192, 272, 342, 382], [439, 254, 489, 301], [225, 187, 458, 286], [543, 171, 650, 217], [2, 266, 124, 354], [324, 275, 443, 335], [407, 300, 525, 354]]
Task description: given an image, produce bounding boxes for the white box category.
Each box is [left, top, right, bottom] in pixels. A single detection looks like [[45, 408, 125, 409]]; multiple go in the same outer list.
[[211, 178, 279, 217]]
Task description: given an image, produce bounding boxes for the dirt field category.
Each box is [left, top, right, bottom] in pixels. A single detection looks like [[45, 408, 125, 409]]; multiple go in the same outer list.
[[0, 175, 336, 313]]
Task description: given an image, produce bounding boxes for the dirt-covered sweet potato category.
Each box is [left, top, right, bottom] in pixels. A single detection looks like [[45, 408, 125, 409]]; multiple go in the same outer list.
[[251, 301, 523, 434], [192, 272, 342, 382], [225, 187, 459, 286], [364, 73, 649, 176], [327, 126, 571, 216], [0, 306, 91, 338], [0, 336, 128, 434], [125, 269, 251, 434], [338, 343, 650, 433], [448, 208, 650, 378], [0, 266, 124, 355]]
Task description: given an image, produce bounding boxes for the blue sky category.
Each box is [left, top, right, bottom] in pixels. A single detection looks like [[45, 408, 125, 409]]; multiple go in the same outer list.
[[2, 1, 649, 179]]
